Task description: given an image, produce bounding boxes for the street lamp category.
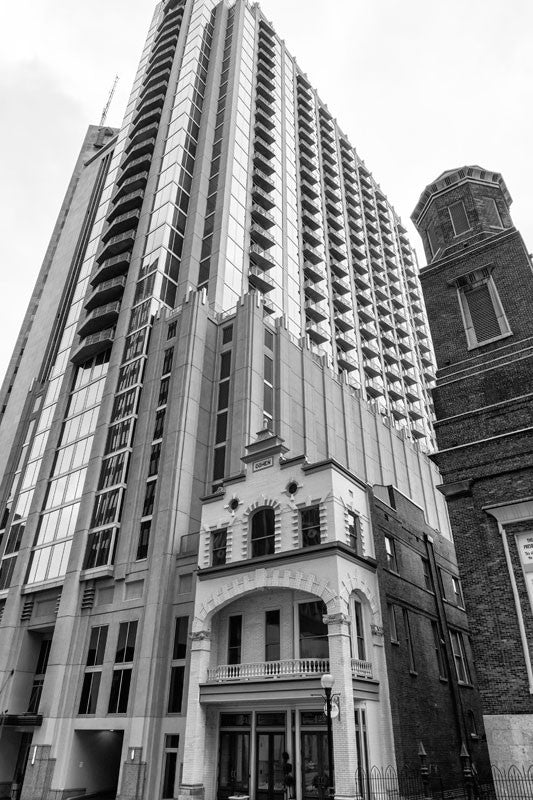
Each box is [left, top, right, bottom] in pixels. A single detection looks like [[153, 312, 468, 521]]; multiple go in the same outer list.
[[320, 673, 337, 799]]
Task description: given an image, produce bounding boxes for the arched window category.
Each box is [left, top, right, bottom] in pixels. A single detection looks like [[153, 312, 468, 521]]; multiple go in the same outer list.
[[251, 508, 275, 558]]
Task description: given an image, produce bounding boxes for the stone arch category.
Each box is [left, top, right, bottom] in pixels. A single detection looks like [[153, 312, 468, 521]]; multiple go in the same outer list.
[[192, 566, 341, 633], [339, 572, 380, 621]]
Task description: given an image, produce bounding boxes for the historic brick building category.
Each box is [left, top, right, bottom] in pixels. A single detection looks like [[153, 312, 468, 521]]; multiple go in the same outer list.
[[412, 166, 533, 767]]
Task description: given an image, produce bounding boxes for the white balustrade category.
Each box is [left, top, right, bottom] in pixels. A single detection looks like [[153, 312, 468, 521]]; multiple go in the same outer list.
[[206, 657, 373, 682]]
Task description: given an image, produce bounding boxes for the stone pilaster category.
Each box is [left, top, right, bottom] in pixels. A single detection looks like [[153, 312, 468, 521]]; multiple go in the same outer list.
[[324, 613, 360, 800], [118, 747, 147, 800], [178, 630, 212, 800], [20, 745, 55, 800]]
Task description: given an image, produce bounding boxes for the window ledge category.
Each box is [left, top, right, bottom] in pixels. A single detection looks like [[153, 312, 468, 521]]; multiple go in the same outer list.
[[467, 330, 512, 350]]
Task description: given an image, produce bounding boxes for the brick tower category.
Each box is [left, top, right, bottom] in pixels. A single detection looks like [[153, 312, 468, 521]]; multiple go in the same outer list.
[[412, 166, 533, 767]]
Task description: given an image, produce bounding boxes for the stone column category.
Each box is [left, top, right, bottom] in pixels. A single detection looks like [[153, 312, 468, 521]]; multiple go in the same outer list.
[[178, 630, 211, 800], [20, 745, 55, 800], [324, 613, 359, 800]]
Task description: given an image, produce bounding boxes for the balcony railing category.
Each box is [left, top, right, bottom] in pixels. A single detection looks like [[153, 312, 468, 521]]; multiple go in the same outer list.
[[207, 657, 373, 682]]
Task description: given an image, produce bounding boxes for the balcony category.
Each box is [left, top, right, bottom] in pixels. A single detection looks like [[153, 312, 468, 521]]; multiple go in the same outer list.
[[337, 351, 358, 372], [107, 189, 144, 223], [250, 244, 276, 271], [334, 311, 353, 332], [250, 223, 275, 250], [254, 135, 274, 161], [130, 109, 160, 140], [333, 293, 351, 314], [255, 119, 276, 145], [300, 177, 320, 200], [304, 279, 326, 302], [330, 259, 349, 279], [253, 151, 275, 176], [366, 377, 385, 398], [78, 301, 121, 338], [112, 171, 149, 202], [256, 106, 276, 131], [71, 328, 115, 366], [335, 329, 356, 351], [257, 65, 275, 92], [302, 225, 321, 248], [142, 64, 171, 91], [302, 243, 323, 265], [298, 126, 315, 148], [251, 204, 275, 229], [304, 298, 328, 322], [253, 166, 275, 193], [301, 208, 321, 231], [331, 275, 350, 295], [143, 55, 173, 85], [249, 266, 275, 293], [303, 261, 326, 283], [306, 321, 329, 344], [148, 41, 177, 68], [390, 401, 407, 421], [328, 214, 343, 232], [121, 138, 156, 169], [85, 276, 126, 311], [252, 184, 275, 210], [363, 358, 381, 378], [206, 658, 373, 683], [361, 341, 380, 359], [300, 194, 320, 217], [256, 92, 275, 118], [102, 209, 141, 243], [257, 45, 275, 69], [410, 422, 426, 439], [96, 230, 135, 264], [356, 288, 373, 306], [91, 252, 131, 286]]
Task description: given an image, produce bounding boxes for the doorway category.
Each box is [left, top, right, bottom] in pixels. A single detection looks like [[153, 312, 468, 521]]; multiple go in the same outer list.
[[301, 731, 330, 800], [256, 732, 285, 800], [218, 731, 250, 800]]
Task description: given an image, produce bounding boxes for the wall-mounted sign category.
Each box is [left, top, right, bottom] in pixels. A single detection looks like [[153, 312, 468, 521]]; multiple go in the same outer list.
[[253, 457, 273, 472], [516, 532, 533, 567]]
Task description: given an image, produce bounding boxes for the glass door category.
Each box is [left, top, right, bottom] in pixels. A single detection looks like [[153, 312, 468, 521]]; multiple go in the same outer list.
[[256, 733, 285, 800], [218, 732, 250, 800], [301, 731, 330, 800]]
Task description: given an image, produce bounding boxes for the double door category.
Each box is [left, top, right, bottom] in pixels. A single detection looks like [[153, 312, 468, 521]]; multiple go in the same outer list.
[[217, 730, 286, 800]]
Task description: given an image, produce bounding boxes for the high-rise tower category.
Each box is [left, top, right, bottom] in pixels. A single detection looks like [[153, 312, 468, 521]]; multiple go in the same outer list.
[[412, 165, 533, 767], [0, 2, 484, 799]]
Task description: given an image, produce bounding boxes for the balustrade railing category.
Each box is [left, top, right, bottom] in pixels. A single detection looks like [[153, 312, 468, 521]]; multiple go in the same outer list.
[[206, 657, 373, 682]]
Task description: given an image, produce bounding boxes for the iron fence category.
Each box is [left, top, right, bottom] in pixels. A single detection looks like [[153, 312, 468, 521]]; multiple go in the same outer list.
[[355, 765, 533, 800]]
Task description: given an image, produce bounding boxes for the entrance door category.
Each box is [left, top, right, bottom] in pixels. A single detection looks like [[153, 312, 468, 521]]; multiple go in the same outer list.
[[256, 733, 285, 800], [218, 732, 250, 800], [301, 732, 330, 800]]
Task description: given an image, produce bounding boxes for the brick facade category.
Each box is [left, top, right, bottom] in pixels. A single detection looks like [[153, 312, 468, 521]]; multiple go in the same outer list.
[[412, 166, 533, 767]]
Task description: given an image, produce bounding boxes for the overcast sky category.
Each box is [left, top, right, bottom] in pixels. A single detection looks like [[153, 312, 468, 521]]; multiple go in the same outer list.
[[1, 0, 532, 381]]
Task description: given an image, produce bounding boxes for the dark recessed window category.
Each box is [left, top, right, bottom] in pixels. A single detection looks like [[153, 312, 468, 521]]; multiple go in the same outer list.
[[300, 506, 321, 547], [251, 508, 275, 557]]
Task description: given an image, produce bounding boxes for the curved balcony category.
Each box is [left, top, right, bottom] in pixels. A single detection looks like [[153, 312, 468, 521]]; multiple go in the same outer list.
[[117, 153, 152, 186], [112, 171, 149, 203], [142, 65, 171, 92], [102, 209, 141, 243], [85, 276, 126, 311], [91, 252, 131, 286], [121, 138, 156, 169], [107, 189, 144, 223], [129, 122, 159, 150], [71, 328, 115, 366], [96, 230, 136, 263], [78, 301, 121, 338]]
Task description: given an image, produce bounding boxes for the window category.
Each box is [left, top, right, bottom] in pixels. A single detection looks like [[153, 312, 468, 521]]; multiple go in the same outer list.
[[79, 626, 107, 714], [452, 576, 465, 608], [348, 511, 360, 553], [299, 601, 329, 659], [167, 322, 177, 340], [300, 506, 321, 547], [251, 508, 275, 557], [426, 222, 440, 258], [352, 600, 366, 661], [148, 442, 162, 476], [482, 197, 503, 229], [467, 710, 478, 739], [265, 609, 280, 661], [84, 528, 114, 569], [153, 409, 165, 440], [109, 621, 137, 713], [448, 201, 470, 236], [136, 520, 151, 560], [168, 617, 188, 712], [384, 536, 398, 572], [228, 615, 242, 664], [222, 325, 233, 344], [456, 268, 510, 348], [172, 617, 188, 660], [167, 666, 185, 713], [27, 638, 52, 713], [162, 735, 179, 798], [431, 621, 447, 679], [388, 604, 399, 644], [162, 348, 174, 375], [263, 354, 274, 427], [421, 558, 432, 590], [450, 630, 471, 684], [143, 481, 157, 516], [402, 609, 416, 673], [212, 528, 227, 566]]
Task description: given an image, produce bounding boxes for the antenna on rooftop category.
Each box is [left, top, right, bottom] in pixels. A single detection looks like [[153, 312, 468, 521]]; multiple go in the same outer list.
[[99, 75, 119, 126]]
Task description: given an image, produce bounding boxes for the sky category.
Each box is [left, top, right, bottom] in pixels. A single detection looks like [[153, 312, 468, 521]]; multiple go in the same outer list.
[[1, 0, 532, 381]]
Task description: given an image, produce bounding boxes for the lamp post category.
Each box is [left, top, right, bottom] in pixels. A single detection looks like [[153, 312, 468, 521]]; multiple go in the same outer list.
[[320, 673, 336, 799]]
